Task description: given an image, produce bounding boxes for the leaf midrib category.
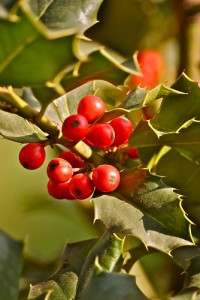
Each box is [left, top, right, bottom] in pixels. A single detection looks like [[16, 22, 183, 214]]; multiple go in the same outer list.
[[0, 33, 39, 74]]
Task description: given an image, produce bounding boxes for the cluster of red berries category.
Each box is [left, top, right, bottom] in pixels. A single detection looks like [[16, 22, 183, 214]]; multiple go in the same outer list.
[[19, 143, 120, 200], [62, 95, 133, 149], [19, 95, 137, 201], [46, 152, 120, 200]]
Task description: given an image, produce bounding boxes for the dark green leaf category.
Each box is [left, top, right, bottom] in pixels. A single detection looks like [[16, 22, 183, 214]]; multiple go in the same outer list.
[[0, 109, 47, 143], [61, 50, 137, 93], [0, 230, 23, 300], [156, 148, 200, 226], [129, 119, 200, 165], [79, 262, 148, 300], [28, 239, 98, 300], [53, 239, 98, 279], [0, 9, 77, 103], [29, 233, 124, 300], [93, 194, 193, 254], [76, 232, 124, 299], [150, 73, 200, 133], [117, 168, 192, 240]]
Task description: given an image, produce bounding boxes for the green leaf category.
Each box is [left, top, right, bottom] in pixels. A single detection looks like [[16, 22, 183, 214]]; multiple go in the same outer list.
[[156, 148, 200, 226], [0, 8, 77, 103], [129, 118, 200, 150], [150, 73, 200, 134], [29, 232, 124, 300], [93, 194, 193, 254], [0, 230, 23, 300], [0, 109, 47, 143], [76, 232, 124, 299], [28, 280, 69, 300], [117, 168, 192, 240], [28, 0, 104, 33], [28, 239, 98, 299], [79, 262, 148, 300], [121, 83, 184, 110], [61, 50, 137, 94]]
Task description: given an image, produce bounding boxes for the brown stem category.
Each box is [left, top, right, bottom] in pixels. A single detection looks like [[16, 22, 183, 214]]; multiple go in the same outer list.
[[171, 0, 200, 80]]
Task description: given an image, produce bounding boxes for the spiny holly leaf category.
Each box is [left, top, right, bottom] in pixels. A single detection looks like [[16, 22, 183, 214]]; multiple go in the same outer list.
[[93, 195, 193, 255], [156, 148, 200, 226], [150, 73, 200, 134], [93, 167, 193, 254], [0, 109, 47, 143], [121, 83, 184, 110], [79, 261, 148, 300], [28, 0, 104, 33], [117, 168, 192, 240], [129, 118, 200, 154], [0, 230, 23, 300]]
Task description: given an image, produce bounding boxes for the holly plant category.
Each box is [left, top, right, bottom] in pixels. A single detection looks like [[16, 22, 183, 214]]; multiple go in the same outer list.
[[1, 1, 200, 300]]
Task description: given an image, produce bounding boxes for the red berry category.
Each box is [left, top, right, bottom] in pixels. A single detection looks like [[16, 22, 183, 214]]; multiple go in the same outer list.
[[47, 179, 75, 200], [19, 143, 46, 170], [109, 117, 133, 146], [69, 173, 94, 200], [62, 114, 89, 142], [47, 157, 73, 183], [77, 95, 105, 123], [127, 147, 139, 159], [92, 164, 120, 192], [131, 49, 163, 89], [58, 150, 84, 168], [86, 123, 115, 149]]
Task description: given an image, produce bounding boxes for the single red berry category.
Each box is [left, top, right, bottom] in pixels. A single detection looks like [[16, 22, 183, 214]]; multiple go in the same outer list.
[[127, 147, 139, 159], [69, 173, 94, 200], [58, 150, 85, 168], [92, 164, 120, 192], [86, 123, 115, 149], [47, 157, 73, 183], [77, 95, 105, 123], [131, 49, 164, 89], [109, 116, 133, 146], [47, 179, 75, 200], [62, 114, 89, 142], [19, 143, 46, 170]]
